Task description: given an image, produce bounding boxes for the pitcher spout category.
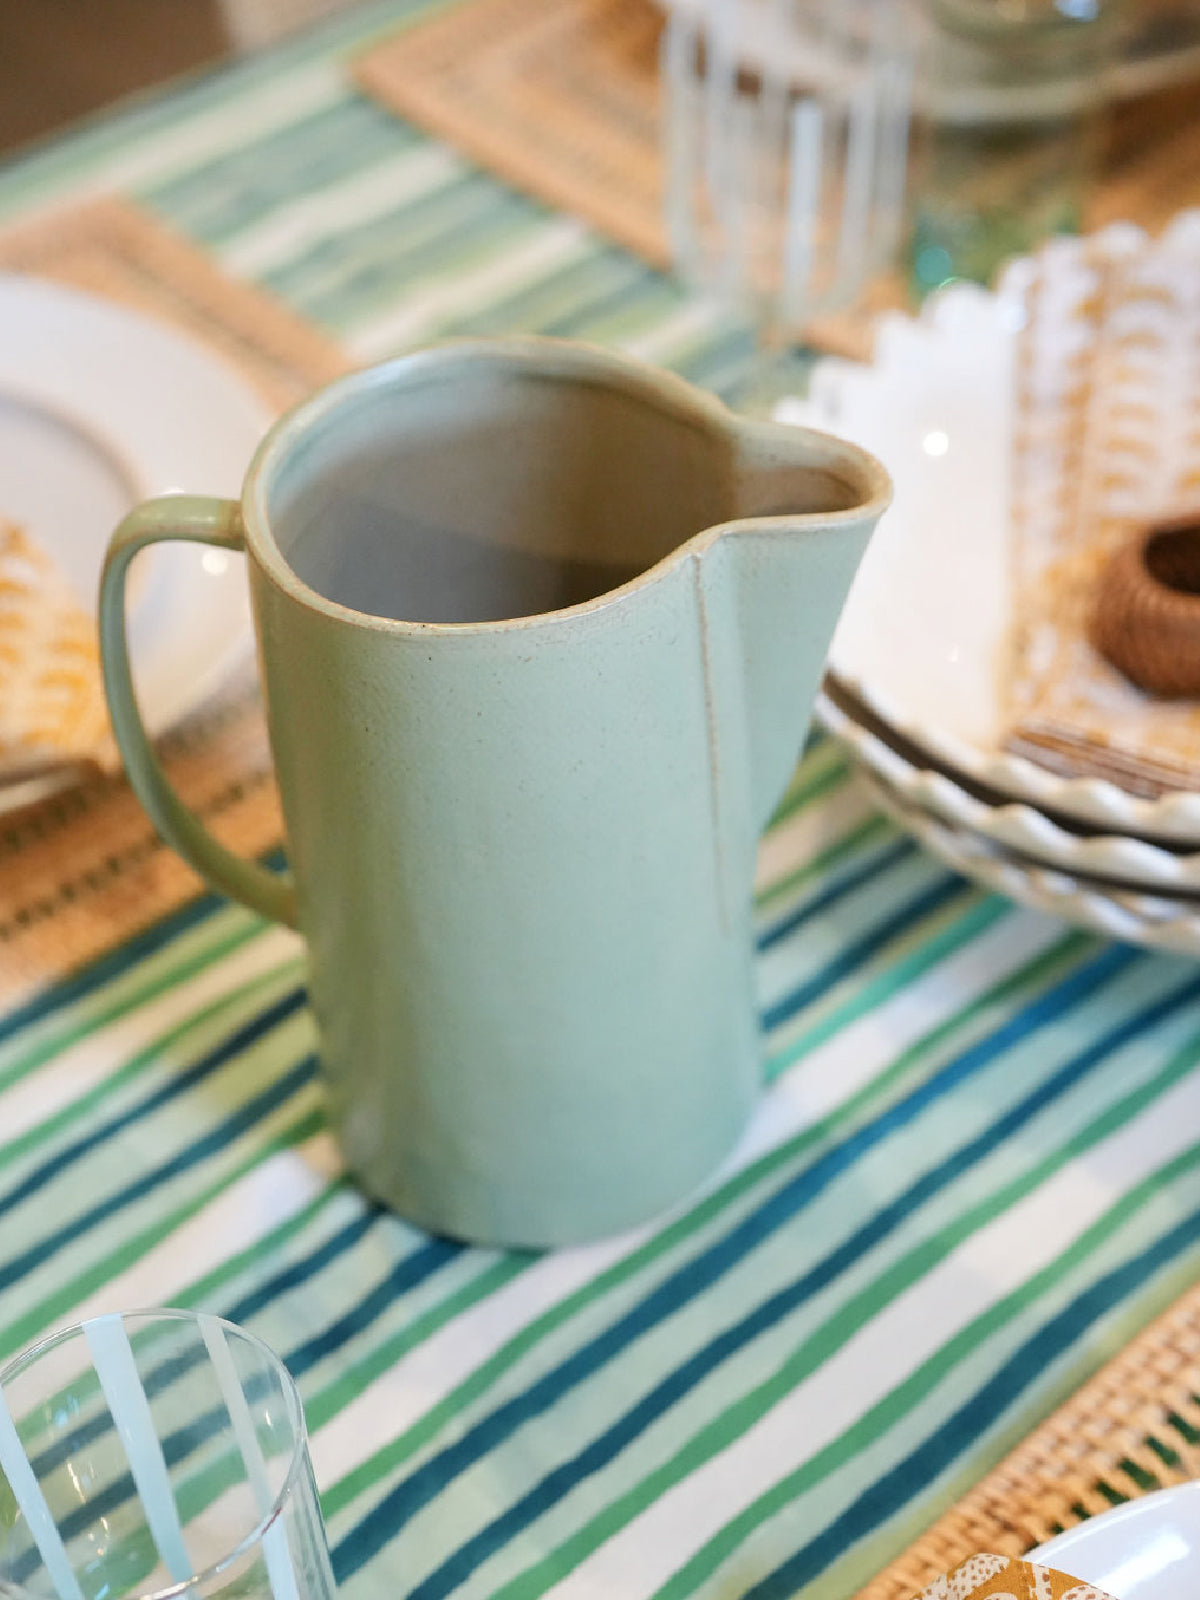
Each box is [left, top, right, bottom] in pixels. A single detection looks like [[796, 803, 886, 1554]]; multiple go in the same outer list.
[[698, 417, 891, 841]]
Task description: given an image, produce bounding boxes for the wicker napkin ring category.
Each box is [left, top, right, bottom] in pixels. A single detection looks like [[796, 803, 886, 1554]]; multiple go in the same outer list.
[[914, 1554, 1117, 1600], [1093, 513, 1200, 698]]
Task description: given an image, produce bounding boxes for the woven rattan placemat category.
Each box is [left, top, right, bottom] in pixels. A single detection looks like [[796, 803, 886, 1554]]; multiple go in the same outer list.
[[0, 198, 350, 1002], [357, 0, 666, 266], [858, 1275, 1200, 1600], [356, 0, 1200, 360]]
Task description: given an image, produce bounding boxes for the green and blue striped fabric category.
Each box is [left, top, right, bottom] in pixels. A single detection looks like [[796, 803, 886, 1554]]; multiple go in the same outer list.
[[4, 9, 1200, 1600]]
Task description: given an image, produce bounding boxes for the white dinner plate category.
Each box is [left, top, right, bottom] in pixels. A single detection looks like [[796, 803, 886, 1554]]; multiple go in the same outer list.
[[781, 213, 1200, 846], [1032, 1482, 1200, 1600], [0, 273, 270, 781]]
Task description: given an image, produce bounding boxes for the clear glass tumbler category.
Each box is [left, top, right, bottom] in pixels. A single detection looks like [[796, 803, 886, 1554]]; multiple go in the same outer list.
[[0, 1310, 335, 1600], [661, 0, 917, 410]]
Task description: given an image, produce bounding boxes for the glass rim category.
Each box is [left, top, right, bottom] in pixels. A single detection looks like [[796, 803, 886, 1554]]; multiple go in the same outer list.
[[0, 1307, 311, 1600]]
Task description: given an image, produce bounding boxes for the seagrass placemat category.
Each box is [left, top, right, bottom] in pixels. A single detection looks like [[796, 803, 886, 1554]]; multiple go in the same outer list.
[[857, 1274, 1200, 1600], [0, 674, 282, 1005], [356, 0, 666, 267], [355, 0, 1200, 360], [0, 198, 351, 1001]]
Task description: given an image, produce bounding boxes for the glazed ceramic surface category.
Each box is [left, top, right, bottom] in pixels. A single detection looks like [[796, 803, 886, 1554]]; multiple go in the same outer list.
[[100, 337, 889, 1248]]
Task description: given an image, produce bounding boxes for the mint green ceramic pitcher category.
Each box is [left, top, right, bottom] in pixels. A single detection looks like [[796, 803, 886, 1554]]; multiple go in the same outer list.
[[99, 338, 890, 1248]]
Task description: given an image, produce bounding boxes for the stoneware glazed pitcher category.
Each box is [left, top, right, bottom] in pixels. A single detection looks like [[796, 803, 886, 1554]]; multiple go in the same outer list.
[[99, 338, 890, 1248]]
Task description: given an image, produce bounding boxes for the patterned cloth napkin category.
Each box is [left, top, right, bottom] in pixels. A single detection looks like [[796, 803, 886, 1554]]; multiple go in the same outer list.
[[0, 519, 111, 774], [919, 1556, 1115, 1600]]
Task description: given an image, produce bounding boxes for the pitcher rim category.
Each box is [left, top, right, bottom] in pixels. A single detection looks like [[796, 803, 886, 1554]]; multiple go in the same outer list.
[[241, 334, 892, 637]]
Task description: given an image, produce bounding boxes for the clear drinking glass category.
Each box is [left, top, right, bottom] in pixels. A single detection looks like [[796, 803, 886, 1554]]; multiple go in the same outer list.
[[661, 0, 917, 412], [0, 1310, 335, 1600]]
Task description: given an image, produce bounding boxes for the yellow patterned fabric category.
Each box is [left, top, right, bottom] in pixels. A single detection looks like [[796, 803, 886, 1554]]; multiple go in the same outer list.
[[0, 520, 110, 766], [918, 1556, 1118, 1600]]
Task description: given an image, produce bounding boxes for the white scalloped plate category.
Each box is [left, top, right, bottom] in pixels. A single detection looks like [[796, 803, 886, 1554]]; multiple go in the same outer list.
[[1032, 1484, 1200, 1600], [781, 214, 1200, 846], [861, 768, 1200, 957], [818, 686, 1200, 894]]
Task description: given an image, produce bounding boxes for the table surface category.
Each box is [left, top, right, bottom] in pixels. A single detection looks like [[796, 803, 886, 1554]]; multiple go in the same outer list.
[[4, 7, 1200, 1600]]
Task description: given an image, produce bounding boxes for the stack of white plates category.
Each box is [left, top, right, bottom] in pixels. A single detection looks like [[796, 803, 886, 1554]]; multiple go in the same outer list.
[[779, 238, 1200, 957]]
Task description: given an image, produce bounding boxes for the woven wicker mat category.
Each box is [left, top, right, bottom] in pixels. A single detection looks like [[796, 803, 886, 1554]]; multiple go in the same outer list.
[[0, 198, 350, 1004], [858, 1275, 1200, 1600], [356, 0, 1200, 361]]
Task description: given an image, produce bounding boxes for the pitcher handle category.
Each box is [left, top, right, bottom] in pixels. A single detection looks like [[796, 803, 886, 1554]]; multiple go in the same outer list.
[[99, 495, 297, 928]]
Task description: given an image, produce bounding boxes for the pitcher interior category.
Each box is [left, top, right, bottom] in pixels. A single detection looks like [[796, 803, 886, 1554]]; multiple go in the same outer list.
[[266, 362, 739, 624]]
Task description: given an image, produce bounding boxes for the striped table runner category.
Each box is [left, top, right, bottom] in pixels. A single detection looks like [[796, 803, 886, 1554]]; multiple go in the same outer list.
[[4, 8, 1200, 1600]]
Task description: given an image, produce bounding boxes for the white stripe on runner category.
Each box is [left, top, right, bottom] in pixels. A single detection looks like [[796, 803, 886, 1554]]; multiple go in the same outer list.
[[754, 781, 876, 897], [616, 298, 730, 366], [81, 64, 344, 200], [345, 219, 593, 358], [0, 927, 303, 1149], [61, 1132, 342, 1330], [311, 1227, 640, 1487], [311, 910, 1057, 1491], [219, 144, 467, 279], [545, 1065, 1200, 1600], [740, 908, 1065, 1166]]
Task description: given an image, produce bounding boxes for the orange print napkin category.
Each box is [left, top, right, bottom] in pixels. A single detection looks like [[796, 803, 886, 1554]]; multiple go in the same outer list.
[[0, 519, 112, 772], [916, 1554, 1118, 1600]]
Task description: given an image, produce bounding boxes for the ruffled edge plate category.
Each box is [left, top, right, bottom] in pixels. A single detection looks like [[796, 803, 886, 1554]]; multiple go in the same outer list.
[[818, 681, 1200, 895], [860, 766, 1200, 956]]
